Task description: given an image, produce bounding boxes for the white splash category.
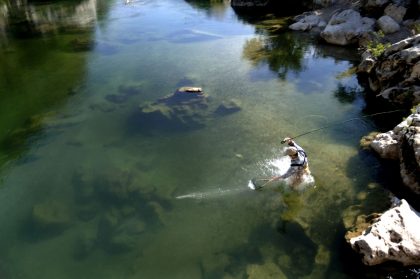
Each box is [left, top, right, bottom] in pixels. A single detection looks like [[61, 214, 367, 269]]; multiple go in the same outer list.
[[247, 180, 256, 190], [255, 155, 315, 192]]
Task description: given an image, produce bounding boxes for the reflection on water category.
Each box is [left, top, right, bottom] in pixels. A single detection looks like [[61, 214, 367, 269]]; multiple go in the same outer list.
[[0, 0, 412, 278], [0, 0, 97, 39]]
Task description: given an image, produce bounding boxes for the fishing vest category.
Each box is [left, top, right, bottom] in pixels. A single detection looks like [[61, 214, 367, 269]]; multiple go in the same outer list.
[[290, 150, 307, 167]]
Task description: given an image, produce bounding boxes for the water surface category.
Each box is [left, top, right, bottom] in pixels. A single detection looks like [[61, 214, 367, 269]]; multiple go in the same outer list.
[[0, 0, 402, 278]]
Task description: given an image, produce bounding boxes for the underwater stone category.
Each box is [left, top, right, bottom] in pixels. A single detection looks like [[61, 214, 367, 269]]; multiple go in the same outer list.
[[344, 213, 381, 241], [342, 205, 363, 229], [73, 227, 97, 260], [105, 94, 128, 104], [118, 84, 143, 96], [137, 87, 210, 130], [148, 201, 167, 225], [72, 170, 95, 203], [94, 170, 139, 203], [105, 83, 143, 104], [76, 203, 99, 222], [214, 99, 242, 115], [201, 253, 231, 275], [314, 245, 330, 266], [107, 218, 146, 253], [360, 131, 380, 149], [31, 200, 71, 231], [98, 208, 121, 238], [246, 261, 287, 279]]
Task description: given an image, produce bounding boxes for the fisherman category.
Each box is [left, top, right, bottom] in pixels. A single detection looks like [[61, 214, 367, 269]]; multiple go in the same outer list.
[[248, 137, 313, 190], [281, 137, 310, 188], [272, 137, 311, 189]]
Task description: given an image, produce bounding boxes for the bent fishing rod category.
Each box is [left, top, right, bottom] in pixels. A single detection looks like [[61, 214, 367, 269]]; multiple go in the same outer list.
[[280, 109, 402, 143]]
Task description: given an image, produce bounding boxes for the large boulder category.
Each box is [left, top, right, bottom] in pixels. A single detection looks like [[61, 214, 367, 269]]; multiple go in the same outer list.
[[364, 106, 420, 194], [357, 34, 420, 108], [348, 199, 420, 266], [320, 9, 375, 45]]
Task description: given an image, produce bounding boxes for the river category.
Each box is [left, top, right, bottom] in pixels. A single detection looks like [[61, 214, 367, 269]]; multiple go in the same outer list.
[[0, 0, 407, 278]]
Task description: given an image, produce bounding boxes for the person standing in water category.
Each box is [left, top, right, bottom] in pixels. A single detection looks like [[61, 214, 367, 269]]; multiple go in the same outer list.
[[280, 138, 311, 188], [272, 137, 311, 189], [250, 137, 312, 190]]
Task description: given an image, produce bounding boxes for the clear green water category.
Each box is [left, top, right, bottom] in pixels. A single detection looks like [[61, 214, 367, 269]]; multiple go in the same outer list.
[[0, 0, 402, 278]]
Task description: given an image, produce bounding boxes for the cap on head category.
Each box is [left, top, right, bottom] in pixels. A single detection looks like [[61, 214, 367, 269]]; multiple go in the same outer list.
[[285, 147, 298, 156]]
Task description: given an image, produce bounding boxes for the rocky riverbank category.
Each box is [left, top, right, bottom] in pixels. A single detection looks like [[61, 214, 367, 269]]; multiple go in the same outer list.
[[232, 0, 420, 270]]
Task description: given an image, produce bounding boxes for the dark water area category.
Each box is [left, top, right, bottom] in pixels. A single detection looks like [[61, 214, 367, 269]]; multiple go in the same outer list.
[[0, 0, 418, 278]]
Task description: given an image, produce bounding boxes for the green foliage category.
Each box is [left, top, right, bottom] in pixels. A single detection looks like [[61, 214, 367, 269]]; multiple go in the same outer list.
[[365, 31, 391, 58], [367, 41, 391, 58]]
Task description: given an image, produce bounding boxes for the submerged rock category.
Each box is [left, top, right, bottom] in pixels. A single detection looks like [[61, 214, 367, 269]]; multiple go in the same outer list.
[[348, 199, 420, 266], [31, 200, 72, 232], [246, 261, 287, 279], [107, 218, 146, 253], [138, 87, 209, 130], [214, 99, 242, 115], [136, 87, 240, 131]]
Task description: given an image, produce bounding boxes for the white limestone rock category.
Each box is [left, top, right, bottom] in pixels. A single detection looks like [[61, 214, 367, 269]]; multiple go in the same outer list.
[[349, 199, 420, 266], [370, 131, 400, 160]]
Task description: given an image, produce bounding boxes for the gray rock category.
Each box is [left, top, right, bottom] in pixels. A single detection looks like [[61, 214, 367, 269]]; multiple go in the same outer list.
[[384, 4, 407, 23], [289, 13, 322, 31], [320, 9, 375, 45], [377, 15, 401, 34]]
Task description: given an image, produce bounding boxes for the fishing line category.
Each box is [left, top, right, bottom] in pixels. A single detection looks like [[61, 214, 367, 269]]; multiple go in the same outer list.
[[282, 109, 402, 143], [175, 187, 246, 200]]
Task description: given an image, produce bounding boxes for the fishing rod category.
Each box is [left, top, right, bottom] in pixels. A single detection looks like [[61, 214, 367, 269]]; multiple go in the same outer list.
[[280, 109, 402, 143]]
